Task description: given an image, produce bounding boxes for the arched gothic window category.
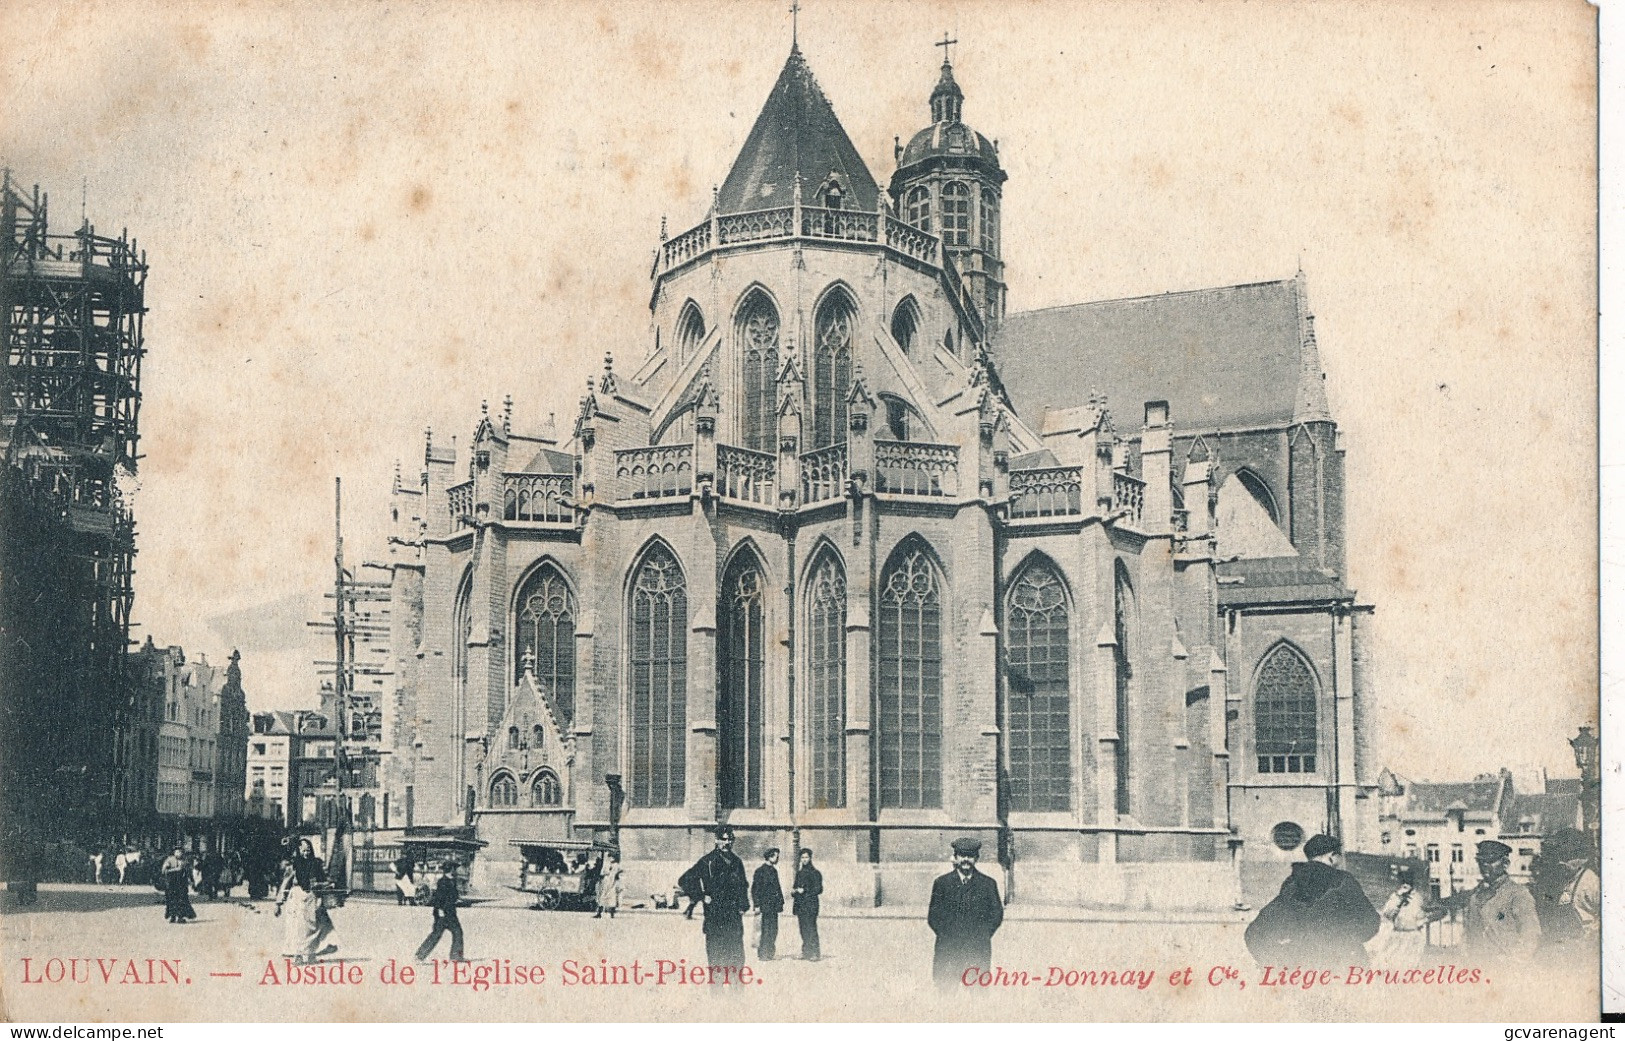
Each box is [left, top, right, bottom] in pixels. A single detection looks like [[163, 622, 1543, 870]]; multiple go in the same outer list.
[[812, 291, 855, 449], [1007, 562, 1071, 812], [453, 572, 472, 741], [877, 542, 943, 809], [1113, 562, 1134, 816], [738, 292, 779, 453], [891, 297, 921, 355], [531, 769, 562, 807], [1254, 644, 1318, 774], [807, 551, 846, 808], [490, 772, 518, 808], [675, 301, 706, 366], [630, 543, 687, 807], [979, 186, 999, 254], [718, 555, 766, 809], [941, 182, 971, 246], [531, 724, 544, 748], [508, 726, 520, 750], [905, 185, 932, 233], [514, 564, 576, 725]]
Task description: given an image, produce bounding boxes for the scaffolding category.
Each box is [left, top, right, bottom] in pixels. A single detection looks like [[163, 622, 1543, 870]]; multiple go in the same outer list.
[[0, 169, 147, 866]]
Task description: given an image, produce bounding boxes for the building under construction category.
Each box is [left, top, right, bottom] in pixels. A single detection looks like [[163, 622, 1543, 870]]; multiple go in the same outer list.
[[0, 170, 147, 875]]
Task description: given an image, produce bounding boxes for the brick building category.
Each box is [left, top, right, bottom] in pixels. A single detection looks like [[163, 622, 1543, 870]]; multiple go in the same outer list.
[[374, 41, 1377, 909]]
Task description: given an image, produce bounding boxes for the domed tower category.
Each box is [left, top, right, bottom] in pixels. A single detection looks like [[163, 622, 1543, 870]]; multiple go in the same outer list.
[[890, 45, 1008, 326]]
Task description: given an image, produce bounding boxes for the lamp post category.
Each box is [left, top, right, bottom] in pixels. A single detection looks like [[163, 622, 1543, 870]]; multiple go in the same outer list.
[[1569, 725, 1599, 839]]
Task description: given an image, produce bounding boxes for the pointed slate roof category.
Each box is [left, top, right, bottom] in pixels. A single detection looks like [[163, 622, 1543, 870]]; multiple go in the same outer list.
[[716, 47, 881, 215]]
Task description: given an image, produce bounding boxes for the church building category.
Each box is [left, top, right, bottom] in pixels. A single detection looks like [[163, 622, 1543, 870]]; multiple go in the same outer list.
[[375, 37, 1378, 910]]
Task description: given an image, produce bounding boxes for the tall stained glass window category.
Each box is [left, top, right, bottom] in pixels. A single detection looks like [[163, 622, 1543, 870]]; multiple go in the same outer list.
[[877, 542, 942, 809], [812, 291, 855, 449], [630, 544, 688, 807], [739, 292, 779, 453], [718, 557, 766, 809], [1007, 563, 1070, 811], [807, 551, 846, 808], [1255, 644, 1317, 774], [1113, 563, 1134, 816], [514, 564, 576, 726]]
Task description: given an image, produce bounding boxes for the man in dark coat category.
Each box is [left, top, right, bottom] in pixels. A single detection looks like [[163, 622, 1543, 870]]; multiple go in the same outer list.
[[751, 848, 784, 961], [1244, 834, 1380, 967], [791, 848, 824, 961], [679, 826, 751, 969], [414, 859, 466, 962], [927, 837, 1004, 987]]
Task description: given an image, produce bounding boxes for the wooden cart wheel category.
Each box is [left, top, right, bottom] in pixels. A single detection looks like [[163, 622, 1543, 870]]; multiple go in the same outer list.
[[537, 889, 561, 910]]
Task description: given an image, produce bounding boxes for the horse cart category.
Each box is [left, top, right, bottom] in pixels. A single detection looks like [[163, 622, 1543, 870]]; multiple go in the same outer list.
[[510, 839, 617, 911]]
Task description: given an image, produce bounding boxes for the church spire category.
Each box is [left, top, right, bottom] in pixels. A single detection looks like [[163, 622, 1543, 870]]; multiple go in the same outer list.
[[930, 33, 963, 123]]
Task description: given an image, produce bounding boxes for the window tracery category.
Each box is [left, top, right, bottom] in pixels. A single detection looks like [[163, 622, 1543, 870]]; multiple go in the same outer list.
[[812, 292, 855, 449], [490, 772, 518, 808], [1255, 645, 1317, 774], [877, 543, 943, 809], [514, 564, 576, 726], [807, 552, 846, 808], [719, 558, 765, 809], [630, 544, 688, 807], [738, 293, 780, 453], [1007, 563, 1070, 811]]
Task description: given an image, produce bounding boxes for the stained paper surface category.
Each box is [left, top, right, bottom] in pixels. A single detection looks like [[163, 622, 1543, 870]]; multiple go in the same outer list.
[[0, 0, 1598, 1022]]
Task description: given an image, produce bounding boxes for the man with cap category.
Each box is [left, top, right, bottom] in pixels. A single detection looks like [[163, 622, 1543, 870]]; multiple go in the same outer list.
[[1440, 839, 1541, 962], [678, 826, 751, 970], [1244, 834, 1380, 967], [927, 837, 1004, 987]]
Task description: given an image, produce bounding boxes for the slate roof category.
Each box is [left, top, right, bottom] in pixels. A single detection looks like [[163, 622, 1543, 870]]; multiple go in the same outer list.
[[1398, 779, 1503, 819], [518, 446, 576, 475], [1216, 558, 1352, 604], [716, 48, 881, 215], [993, 279, 1317, 433], [1501, 792, 1581, 835]]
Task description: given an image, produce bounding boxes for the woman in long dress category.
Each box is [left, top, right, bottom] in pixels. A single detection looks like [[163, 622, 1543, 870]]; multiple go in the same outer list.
[[160, 848, 196, 924], [1371, 868, 1430, 967], [275, 840, 325, 963], [593, 855, 623, 919]]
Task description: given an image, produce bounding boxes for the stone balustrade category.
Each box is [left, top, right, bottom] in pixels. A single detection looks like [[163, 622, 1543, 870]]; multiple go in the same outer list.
[[1113, 472, 1145, 525], [1009, 465, 1085, 519], [800, 443, 848, 505], [874, 439, 958, 497], [660, 222, 712, 269], [655, 207, 946, 275], [615, 444, 693, 501], [717, 206, 796, 245], [447, 480, 474, 528], [503, 473, 574, 524], [716, 444, 776, 506]]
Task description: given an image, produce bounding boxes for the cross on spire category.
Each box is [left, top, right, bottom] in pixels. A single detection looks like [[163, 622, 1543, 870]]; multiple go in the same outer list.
[[936, 31, 958, 64], [789, 0, 800, 49]]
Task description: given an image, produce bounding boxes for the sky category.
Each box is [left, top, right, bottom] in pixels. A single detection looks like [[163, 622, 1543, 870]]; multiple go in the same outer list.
[[1, 0, 1597, 783]]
